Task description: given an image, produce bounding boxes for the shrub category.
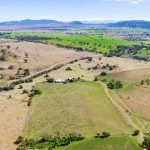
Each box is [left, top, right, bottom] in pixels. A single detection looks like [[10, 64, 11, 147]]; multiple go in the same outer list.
[[8, 65, 14, 70], [87, 57, 92, 62], [132, 130, 140, 136], [27, 98, 32, 106], [29, 87, 41, 98], [22, 89, 29, 94], [100, 132, 110, 138], [65, 67, 72, 71], [9, 76, 15, 80], [142, 136, 150, 150], [94, 132, 110, 139], [94, 77, 99, 81], [101, 72, 107, 76], [44, 74, 49, 78], [47, 78, 55, 83], [14, 136, 23, 144], [25, 78, 33, 83], [107, 80, 123, 89], [94, 133, 101, 138], [18, 85, 23, 89]]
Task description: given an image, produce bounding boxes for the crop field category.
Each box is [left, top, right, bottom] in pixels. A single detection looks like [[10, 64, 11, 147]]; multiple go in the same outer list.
[[6, 32, 136, 53], [25, 81, 132, 139], [55, 135, 140, 150]]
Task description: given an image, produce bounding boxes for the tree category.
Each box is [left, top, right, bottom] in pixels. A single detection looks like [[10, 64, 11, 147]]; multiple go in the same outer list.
[[100, 132, 110, 138], [140, 80, 145, 85], [142, 136, 150, 150], [132, 130, 140, 136], [47, 78, 55, 83], [115, 81, 123, 89]]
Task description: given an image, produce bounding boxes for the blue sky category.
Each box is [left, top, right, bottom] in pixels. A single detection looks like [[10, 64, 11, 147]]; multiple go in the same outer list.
[[0, 0, 150, 22]]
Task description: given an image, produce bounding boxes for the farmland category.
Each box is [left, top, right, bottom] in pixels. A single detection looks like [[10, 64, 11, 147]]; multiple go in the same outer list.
[[25, 81, 132, 139], [104, 68, 150, 133], [5, 32, 136, 53], [1, 28, 150, 150]]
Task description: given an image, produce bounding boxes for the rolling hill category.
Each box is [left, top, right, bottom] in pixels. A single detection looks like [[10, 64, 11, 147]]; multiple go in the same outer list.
[[108, 20, 150, 29], [0, 19, 84, 26]]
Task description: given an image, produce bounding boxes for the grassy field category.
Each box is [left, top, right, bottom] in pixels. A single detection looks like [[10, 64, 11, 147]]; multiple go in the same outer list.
[[138, 49, 150, 55], [105, 69, 150, 133], [55, 135, 141, 150], [6, 32, 135, 53], [25, 81, 132, 139]]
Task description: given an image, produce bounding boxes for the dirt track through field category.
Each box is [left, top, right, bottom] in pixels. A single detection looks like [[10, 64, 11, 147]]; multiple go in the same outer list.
[[99, 82, 144, 143]]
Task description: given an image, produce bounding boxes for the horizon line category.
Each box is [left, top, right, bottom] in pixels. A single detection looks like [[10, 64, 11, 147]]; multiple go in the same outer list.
[[0, 18, 150, 23]]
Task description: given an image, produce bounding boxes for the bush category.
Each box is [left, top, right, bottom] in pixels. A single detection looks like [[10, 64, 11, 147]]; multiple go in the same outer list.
[[27, 98, 32, 106], [132, 130, 140, 136], [65, 67, 72, 71], [87, 57, 92, 62], [94, 77, 99, 81], [142, 136, 150, 150], [107, 80, 123, 89], [44, 74, 49, 78], [22, 89, 29, 94], [47, 78, 55, 83], [18, 85, 23, 89], [94, 132, 110, 139], [14, 136, 23, 144], [29, 87, 41, 98], [8, 65, 14, 70], [101, 72, 107, 76], [100, 132, 110, 138]]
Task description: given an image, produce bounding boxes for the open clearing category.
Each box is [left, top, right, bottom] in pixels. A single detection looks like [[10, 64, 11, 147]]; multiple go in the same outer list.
[[107, 69, 150, 133], [55, 135, 140, 150], [25, 81, 132, 139]]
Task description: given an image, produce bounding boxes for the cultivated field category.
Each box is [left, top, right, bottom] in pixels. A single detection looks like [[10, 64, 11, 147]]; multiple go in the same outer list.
[[5, 32, 136, 53]]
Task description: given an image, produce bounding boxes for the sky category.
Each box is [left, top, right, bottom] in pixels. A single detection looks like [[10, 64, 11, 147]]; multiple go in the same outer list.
[[0, 0, 150, 22]]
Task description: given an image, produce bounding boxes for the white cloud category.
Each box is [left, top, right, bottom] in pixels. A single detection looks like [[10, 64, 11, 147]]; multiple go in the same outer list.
[[108, 0, 144, 4]]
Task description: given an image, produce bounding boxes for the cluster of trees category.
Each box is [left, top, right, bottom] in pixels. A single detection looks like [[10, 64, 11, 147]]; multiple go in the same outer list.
[[107, 80, 123, 89], [16, 68, 30, 77], [11, 36, 59, 42], [142, 135, 150, 150], [0, 83, 15, 92], [0, 78, 33, 92], [94, 132, 110, 139], [106, 45, 150, 58], [28, 86, 41, 98], [27, 86, 41, 106], [15, 133, 84, 150], [140, 79, 150, 86]]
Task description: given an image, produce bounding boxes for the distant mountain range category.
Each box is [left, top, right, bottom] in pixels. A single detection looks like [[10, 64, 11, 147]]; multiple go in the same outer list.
[[0, 19, 150, 29], [108, 20, 150, 29], [0, 19, 84, 26]]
